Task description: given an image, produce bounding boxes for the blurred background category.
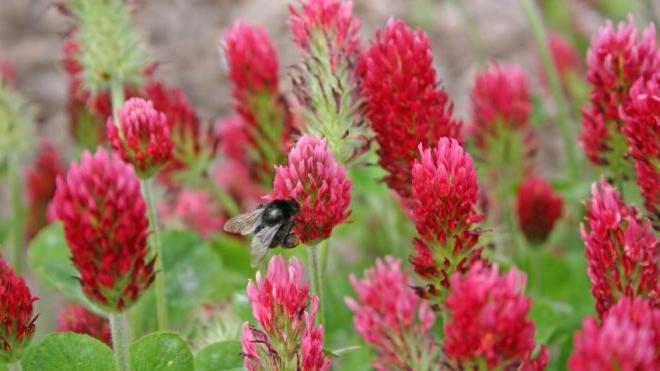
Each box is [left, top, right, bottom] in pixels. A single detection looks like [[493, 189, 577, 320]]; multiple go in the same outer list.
[[3, 0, 654, 172]]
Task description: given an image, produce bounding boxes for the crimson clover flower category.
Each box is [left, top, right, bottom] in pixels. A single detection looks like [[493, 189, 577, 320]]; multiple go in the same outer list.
[[361, 19, 461, 199], [569, 297, 660, 370], [345, 256, 439, 370], [0, 256, 38, 363], [269, 135, 351, 244], [580, 16, 659, 181], [54, 148, 155, 311], [444, 263, 547, 370], [516, 176, 563, 245], [581, 178, 659, 319], [241, 256, 329, 370], [107, 97, 174, 179]]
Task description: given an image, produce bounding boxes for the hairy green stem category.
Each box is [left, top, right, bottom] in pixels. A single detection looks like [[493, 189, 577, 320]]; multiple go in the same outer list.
[[110, 79, 125, 127], [307, 243, 324, 325], [519, 0, 579, 180], [8, 154, 23, 275], [110, 312, 131, 371], [141, 179, 168, 331], [8, 362, 22, 371]]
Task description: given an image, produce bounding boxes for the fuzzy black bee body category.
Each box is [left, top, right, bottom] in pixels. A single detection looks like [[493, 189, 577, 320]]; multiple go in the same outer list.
[[224, 199, 300, 265]]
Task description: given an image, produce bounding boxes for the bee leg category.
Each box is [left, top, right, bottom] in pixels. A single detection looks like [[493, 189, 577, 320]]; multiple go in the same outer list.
[[282, 232, 299, 248]]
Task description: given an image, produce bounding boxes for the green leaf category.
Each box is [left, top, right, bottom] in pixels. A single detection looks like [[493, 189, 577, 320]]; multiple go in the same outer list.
[[194, 341, 243, 371], [26, 223, 105, 314], [130, 332, 193, 371], [135, 230, 224, 331], [22, 333, 115, 371]]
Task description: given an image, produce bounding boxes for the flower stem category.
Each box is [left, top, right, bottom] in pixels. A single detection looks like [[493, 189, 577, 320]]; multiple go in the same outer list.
[[308, 243, 324, 325], [110, 79, 125, 127], [141, 179, 168, 331], [518, 0, 579, 181], [8, 154, 23, 275], [110, 312, 131, 371], [204, 176, 240, 216], [8, 362, 22, 371]]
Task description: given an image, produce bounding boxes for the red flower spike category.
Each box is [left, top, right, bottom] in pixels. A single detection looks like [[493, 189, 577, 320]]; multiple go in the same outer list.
[[569, 297, 660, 370], [410, 138, 484, 297], [242, 256, 329, 370], [581, 178, 659, 319], [580, 16, 659, 172], [516, 177, 564, 245], [0, 256, 38, 363], [361, 19, 462, 199], [288, 0, 360, 67], [24, 141, 64, 239], [269, 135, 351, 244], [621, 74, 660, 225], [57, 304, 111, 345], [444, 263, 541, 370], [223, 22, 293, 185], [345, 256, 439, 370], [471, 63, 532, 145], [54, 148, 155, 312], [107, 97, 173, 179]]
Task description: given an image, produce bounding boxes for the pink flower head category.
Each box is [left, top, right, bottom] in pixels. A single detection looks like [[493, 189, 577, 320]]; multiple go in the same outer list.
[[270, 135, 351, 244], [300, 308, 330, 371], [222, 22, 292, 184], [410, 138, 484, 295], [107, 97, 173, 178], [471, 63, 532, 146], [246, 256, 310, 335], [581, 178, 659, 318], [516, 176, 564, 245], [24, 141, 64, 239], [54, 148, 155, 311], [361, 19, 462, 199], [580, 16, 659, 168], [57, 304, 111, 345], [569, 297, 660, 370], [345, 256, 438, 370], [0, 256, 38, 363], [444, 263, 538, 369], [160, 189, 225, 238], [242, 256, 329, 370], [288, 0, 360, 65], [621, 74, 660, 224]]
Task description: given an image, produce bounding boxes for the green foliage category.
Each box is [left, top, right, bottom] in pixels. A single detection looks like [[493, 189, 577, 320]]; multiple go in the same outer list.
[[194, 341, 243, 371], [133, 230, 225, 333], [65, 0, 145, 93], [22, 333, 115, 371], [129, 332, 193, 371], [0, 82, 33, 160]]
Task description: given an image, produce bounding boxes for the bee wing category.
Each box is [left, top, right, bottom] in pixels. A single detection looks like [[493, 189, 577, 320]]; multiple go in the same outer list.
[[224, 208, 264, 235], [250, 224, 280, 267]]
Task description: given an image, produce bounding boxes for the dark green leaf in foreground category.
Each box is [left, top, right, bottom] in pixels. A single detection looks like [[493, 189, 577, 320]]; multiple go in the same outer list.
[[194, 340, 243, 371], [22, 333, 114, 371], [130, 332, 193, 371]]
